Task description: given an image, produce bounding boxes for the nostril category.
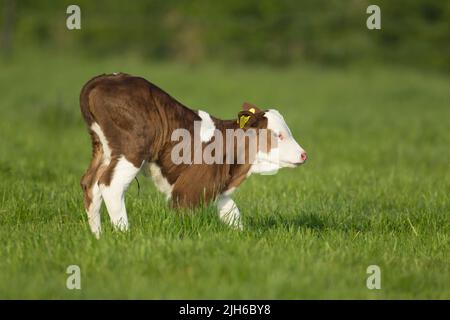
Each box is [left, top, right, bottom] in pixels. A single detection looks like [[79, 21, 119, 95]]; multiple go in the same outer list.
[[301, 152, 307, 161]]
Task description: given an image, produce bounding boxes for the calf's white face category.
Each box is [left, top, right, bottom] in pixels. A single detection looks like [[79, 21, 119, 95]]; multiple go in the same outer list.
[[251, 109, 306, 174]]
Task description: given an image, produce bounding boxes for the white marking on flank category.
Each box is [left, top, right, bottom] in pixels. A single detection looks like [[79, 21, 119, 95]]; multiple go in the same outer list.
[[198, 110, 215, 142]]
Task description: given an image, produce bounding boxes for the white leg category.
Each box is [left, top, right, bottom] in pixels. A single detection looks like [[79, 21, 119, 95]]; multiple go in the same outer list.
[[86, 182, 102, 238], [217, 195, 243, 230], [100, 157, 141, 231]]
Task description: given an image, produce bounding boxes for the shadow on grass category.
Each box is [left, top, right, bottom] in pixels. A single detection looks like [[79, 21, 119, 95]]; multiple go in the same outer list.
[[246, 212, 370, 234], [247, 213, 325, 231]]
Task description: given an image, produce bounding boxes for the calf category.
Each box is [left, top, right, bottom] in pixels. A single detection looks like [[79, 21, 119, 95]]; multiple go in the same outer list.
[[80, 73, 307, 237]]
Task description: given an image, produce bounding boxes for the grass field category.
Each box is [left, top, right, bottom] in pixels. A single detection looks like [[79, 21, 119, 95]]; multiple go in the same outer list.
[[0, 52, 448, 299]]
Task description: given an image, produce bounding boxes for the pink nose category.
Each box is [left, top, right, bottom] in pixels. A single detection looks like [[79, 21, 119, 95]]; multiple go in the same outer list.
[[300, 152, 307, 162]]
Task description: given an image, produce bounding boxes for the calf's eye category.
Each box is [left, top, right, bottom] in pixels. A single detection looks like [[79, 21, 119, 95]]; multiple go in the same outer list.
[[278, 133, 284, 140]]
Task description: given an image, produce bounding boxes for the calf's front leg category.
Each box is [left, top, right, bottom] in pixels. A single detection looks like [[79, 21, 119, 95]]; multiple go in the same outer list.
[[217, 195, 243, 230]]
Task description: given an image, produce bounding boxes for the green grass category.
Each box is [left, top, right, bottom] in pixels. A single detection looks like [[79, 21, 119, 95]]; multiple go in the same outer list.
[[0, 52, 448, 299]]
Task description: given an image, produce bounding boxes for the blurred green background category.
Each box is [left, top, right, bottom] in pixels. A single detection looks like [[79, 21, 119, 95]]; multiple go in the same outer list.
[[2, 0, 449, 71]]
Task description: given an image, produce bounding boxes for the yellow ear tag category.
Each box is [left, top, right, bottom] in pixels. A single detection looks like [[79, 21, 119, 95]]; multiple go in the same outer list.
[[249, 108, 255, 114], [239, 115, 251, 128]]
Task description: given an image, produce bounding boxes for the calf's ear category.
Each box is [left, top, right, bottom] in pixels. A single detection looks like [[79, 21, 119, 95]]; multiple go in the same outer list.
[[242, 102, 262, 114], [237, 103, 265, 129]]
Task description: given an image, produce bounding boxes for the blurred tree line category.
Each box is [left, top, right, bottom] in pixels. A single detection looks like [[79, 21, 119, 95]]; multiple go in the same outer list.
[[1, 0, 449, 71]]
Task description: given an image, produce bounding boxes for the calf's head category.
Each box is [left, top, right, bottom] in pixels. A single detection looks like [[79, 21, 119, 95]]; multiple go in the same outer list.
[[238, 102, 307, 175]]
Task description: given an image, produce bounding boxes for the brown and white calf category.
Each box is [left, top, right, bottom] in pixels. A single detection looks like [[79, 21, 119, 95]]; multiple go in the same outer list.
[[80, 73, 307, 237]]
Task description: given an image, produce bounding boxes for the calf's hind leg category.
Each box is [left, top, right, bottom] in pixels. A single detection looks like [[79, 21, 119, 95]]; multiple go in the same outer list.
[[80, 133, 105, 238], [99, 156, 142, 231]]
